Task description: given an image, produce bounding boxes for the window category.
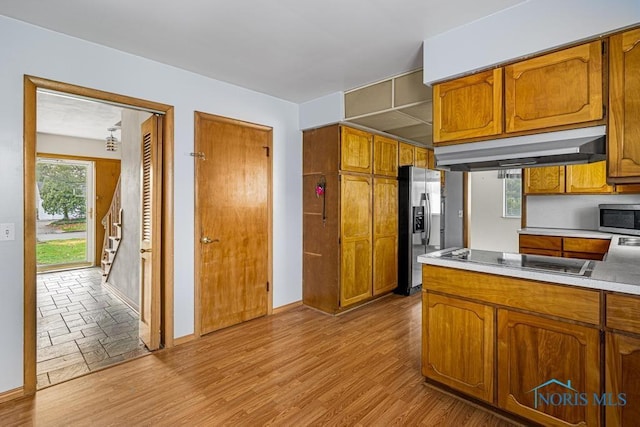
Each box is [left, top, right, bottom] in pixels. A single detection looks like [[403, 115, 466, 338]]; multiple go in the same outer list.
[[500, 169, 522, 218]]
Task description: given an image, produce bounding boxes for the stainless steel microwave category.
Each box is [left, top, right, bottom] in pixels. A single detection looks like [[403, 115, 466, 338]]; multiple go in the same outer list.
[[599, 204, 640, 236]]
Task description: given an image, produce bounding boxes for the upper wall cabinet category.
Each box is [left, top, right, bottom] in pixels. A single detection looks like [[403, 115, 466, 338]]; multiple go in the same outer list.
[[433, 69, 503, 143], [505, 41, 604, 133], [373, 135, 398, 177], [341, 127, 372, 173], [608, 28, 640, 181], [398, 142, 415, 166]]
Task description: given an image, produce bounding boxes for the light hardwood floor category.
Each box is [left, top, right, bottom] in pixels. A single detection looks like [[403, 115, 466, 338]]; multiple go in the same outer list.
[[0, 293, 516, 426]]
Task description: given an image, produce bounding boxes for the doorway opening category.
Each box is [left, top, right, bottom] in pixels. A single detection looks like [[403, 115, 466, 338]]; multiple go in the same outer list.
[[24, 76, 174, 394]]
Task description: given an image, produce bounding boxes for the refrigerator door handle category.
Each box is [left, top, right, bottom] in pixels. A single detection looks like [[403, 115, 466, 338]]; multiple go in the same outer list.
[[425, 193, 431, 246]]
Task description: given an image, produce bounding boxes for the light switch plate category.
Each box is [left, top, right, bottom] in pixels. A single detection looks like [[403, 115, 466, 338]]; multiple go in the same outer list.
[[0, 223, 15, 241]]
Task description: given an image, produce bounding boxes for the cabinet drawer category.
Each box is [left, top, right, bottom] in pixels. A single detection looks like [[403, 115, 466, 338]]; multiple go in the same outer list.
[[607, 293, 640, 334], [562, 251, 605, 261], [519, 235, 562, 251], [563, 237, 610, 254], [520, 248, 562, 257]]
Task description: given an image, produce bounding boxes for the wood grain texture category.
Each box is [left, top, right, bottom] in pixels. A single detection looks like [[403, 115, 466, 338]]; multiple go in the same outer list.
[[606, 293, 640, 335], [373, 178, 398, 296], [608, 28, 640, 181], [606, 332, 640, 427], [566, 161, 614, 194], [373, 135, 398, 177], [340, 126, 372, 174], [524, 166, 565, 194], [414, 147, 429, 168], [340, 174, 372, 307], [398, 142, 415, 166], [427, 149, 436, 170], [195, 113, 271, 334], [562, 237, 610, 255], [423, 293, 494, 403], [0, 294, 517, 426], [505, 41, 603, 133], [519, 235, 563, 251], [422, 265, 600, 325], [433, 68, 503, 143], [520, 248, 563, 257], [497, 309, 601, 426]]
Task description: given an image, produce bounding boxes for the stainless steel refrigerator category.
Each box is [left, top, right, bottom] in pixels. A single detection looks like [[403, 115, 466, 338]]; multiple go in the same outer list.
[[397, 165, 447, 295]]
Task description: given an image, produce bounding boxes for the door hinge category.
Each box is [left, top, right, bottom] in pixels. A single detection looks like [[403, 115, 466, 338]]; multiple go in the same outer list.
[[266, 281, 270, 292], [263, 146, 270, 157], [190, 152, 206, 160]]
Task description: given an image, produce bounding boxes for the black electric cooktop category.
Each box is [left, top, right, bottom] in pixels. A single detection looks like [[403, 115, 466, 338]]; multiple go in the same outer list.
[[437, 248, 593, 276]]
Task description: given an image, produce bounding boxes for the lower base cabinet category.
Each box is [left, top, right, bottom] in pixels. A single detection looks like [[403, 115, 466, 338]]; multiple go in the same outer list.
[[422, 293, 494, 402], [497, 309, 601, 427], [606, 333, 640, 426]]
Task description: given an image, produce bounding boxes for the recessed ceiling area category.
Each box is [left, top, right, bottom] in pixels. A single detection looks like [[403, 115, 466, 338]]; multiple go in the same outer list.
[[37, 91, 123, 141], [0, 0, 526, 103]]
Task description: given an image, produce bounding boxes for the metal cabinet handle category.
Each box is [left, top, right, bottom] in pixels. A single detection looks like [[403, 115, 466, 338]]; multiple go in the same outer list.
[[201, 237, 220, 244]]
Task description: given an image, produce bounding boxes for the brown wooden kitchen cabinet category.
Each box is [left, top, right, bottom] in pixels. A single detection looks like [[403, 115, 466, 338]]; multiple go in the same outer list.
[[605, 333, 640, 427], [373, 135, 398, 177], [497, 309, 601, 427], [524, 166, 565, 194], [422, 292, 494, 403], [524, 161, 613, 195], [340, 174, 372, 306], [519, 234, 610, 261], [608, 28, 640, 182], [341, 126, 372, 174], [303, 124, 398, 314], [373, 177, 398, 296], [398, 142, 415, 166], [414, 147, 429, 168], [504, 41, 603, 133], [566, 161, 614, 193], [433, 68, 503, 143]]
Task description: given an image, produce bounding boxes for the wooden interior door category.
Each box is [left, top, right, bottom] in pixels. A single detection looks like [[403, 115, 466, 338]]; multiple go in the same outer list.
[[139, 115, 163, 351], [195, 113, 271, 335]]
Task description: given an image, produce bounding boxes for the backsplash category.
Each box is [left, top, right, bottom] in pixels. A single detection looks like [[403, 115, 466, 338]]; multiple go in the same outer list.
[[526, 194, 640, 230]]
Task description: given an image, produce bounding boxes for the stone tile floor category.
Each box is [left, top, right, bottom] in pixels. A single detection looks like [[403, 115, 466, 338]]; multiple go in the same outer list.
[[37, 267, 149, 388]]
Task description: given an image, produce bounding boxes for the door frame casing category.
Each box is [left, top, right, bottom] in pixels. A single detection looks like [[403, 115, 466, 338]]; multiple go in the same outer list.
[[193, 111, 273, 337], [23, 75, 175, 395]]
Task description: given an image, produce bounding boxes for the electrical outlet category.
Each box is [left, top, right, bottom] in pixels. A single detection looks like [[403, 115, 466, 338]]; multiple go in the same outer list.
[[0, 223, 15, 241], [458, 210, 463, 218]]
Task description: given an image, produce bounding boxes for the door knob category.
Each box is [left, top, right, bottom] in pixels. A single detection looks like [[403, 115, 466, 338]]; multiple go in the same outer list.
[[201, 237, 220, 244], [140, 248, 151, 253]]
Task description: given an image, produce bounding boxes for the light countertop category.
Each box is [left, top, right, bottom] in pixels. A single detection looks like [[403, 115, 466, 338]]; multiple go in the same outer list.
[[418, 235, 640, 296], [518, 227, 613, 239]]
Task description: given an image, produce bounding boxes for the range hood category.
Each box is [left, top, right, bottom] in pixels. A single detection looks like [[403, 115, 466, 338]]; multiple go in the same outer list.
[[435, 126, 606, 172]]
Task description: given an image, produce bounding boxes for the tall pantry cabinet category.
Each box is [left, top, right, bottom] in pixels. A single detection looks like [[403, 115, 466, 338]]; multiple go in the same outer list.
[[303, 124, 398, 314]]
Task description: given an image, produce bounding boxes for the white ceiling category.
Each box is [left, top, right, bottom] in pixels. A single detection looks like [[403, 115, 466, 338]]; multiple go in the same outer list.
[[37, 91, 123, 141], [0, 0, 524, 103]]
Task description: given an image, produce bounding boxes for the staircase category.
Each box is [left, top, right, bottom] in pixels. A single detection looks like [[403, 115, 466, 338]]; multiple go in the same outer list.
[[101, 177, 122, 283]]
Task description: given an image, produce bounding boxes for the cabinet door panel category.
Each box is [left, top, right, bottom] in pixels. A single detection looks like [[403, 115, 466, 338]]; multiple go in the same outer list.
[[414, 147, 428, 168], [566, 161, 613, 193], [340, 175, 372, 306], [398, 142, 414, 166], [524, 166, 565, 194], [606, 333, 640, 427], [433, 69, 503, 143], [505, 41, 603, 133], [373, 135, 398, 177], [341, 127, 372, 173], [497, 310, 600, 427], [373, 178, 398, 296], [609, 28, 640, 179], [423, 293, 494, 403]]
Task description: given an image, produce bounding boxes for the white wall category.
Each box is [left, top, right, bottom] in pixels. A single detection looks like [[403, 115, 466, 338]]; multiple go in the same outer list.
[[527, 194, 640, 229], [0, 15, 301, 394], [37, 133, 121, 159], [469, 171, 520, 252], [298, 91, 344, 130], [423, 0, 640, 84]]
